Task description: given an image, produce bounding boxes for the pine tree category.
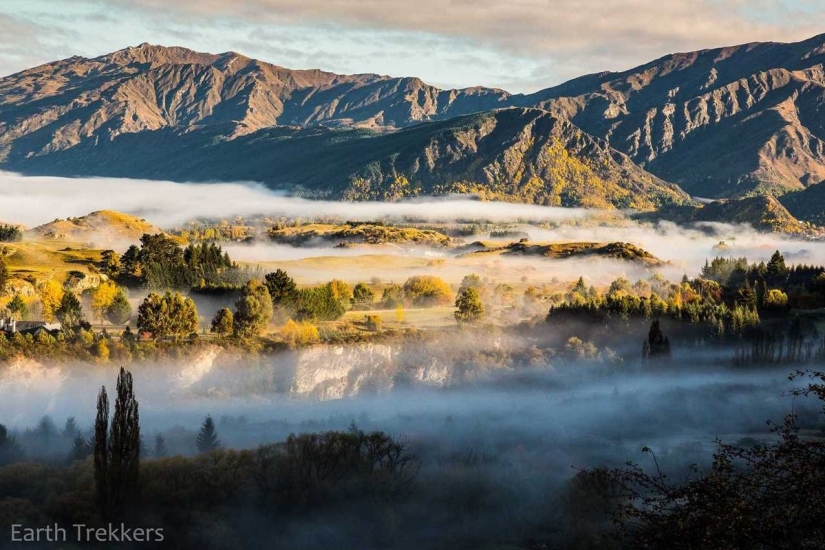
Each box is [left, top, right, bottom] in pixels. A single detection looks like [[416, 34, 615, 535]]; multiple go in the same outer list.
[[62, 416, 80, 439], [56, 290, 84, 328], [69, 434, 91, 463], [153, 433, 167, 458], [642, 320, 671, 363], [196, 414, 221, 454], [766, 251, 789, 286]]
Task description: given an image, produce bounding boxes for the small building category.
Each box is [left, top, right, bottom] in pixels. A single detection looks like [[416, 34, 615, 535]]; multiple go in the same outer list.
[[0, 318, 62, 337]]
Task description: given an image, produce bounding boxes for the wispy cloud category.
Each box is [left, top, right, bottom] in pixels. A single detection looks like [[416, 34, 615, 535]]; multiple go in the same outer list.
[[1, 0, 822, 91]]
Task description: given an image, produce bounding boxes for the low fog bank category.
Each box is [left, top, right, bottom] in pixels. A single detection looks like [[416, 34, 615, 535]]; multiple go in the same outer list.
[[0, 355, 815, 474], [0, 172, 588, 228]]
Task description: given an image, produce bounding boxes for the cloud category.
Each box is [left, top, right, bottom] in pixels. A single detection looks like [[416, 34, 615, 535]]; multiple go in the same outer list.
[[0, 171, 589, 228], [104, 0, 825, 83]]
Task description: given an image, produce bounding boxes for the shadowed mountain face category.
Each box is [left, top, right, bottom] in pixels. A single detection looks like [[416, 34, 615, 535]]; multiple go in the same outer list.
[[2, 107, 690, 210], [3, 36, 825, 206]]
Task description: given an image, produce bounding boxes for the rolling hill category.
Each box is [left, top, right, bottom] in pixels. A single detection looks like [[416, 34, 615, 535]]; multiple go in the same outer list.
[[28, 210, 162, 241]]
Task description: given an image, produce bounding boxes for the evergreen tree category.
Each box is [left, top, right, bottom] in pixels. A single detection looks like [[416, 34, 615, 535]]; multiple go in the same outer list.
[[61, 416, 80, 439], [69, 433, 92, 463], [766, 250, 789, 286], [55, 290, 84, 328], [0, 423, 23, 465], [196, 415, 221, 454], [642, 320, 671, 363], [264, 269, 298, 307], [153, 433, 167, 458]]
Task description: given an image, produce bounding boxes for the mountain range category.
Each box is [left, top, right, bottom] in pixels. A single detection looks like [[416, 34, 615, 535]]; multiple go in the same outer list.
[[2, 37, 825, 227]]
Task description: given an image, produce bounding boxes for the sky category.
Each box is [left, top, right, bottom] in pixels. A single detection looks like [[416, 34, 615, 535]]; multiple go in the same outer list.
[[0, 0, 824, 93]]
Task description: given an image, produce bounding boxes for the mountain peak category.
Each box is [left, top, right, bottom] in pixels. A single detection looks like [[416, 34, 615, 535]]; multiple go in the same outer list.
[[100, 43, 220, 67]]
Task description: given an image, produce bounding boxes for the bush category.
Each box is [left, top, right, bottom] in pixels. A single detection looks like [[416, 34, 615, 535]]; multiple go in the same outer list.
[[364, 314, 383, 331], [402, 276, 452, 307]]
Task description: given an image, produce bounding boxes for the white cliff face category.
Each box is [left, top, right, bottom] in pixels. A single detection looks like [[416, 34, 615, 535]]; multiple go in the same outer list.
[[290, 343, 396, 399], [174, 345, 222, 390]]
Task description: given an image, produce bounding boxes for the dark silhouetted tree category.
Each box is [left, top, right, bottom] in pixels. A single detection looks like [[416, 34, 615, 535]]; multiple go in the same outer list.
[[766, 250, 789, 286], [0, 423, 23, 465], [94, 385, 109, 517], [264, 269, 298, 307], [94, 368, 140, 521], [153, 433, 167, 458], [109, 367, 140, 520], [642, 320, 671, 363], [196, 415, 221, 454]]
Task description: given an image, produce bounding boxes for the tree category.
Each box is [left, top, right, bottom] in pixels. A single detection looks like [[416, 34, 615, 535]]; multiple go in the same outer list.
[[38, 279, 64, 322], [381, 284, 404, 308], [294, 284, 346, 321], [279, 319, 320, 347], [642, 320, 671, 363], [153, 433, 167, 458], [62, 416, 81, 439], [0, 423, 23, 465], [7, 294, 27, 320], [766, 250, 789, 286], [137, 291, 199, 339], [328, 279, 353, 307], [105, 289, 132, 325], [196, 415, 221, 453], [210, 307, 234, 336], [764, 288, 789, 310], [0, 256, 8, 295], [69, 434, 91, 463], [101, 250, 121, 279], [454, 287, 485, 323], [351, 283, 375, 310], [264, 269, 298, 307], [459, 273, 484, 291], [55, 289, 85, 328], [604, 370, 825, 548], [94, 385, 109, 517], [91, 281, 119, 323], [108, 367, 140, 520], [0, 224, 22, 243], [402, 275, 452, 307], [233, 279, 273, 337]]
